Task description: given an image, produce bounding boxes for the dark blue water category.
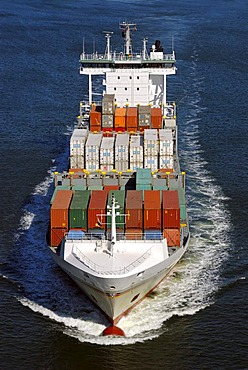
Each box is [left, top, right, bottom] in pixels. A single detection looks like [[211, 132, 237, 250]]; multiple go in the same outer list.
[[0, 1, 247, 369]]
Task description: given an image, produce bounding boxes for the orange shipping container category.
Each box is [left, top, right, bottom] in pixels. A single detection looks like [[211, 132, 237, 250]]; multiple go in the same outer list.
[[151, 107, 162, 129], [114, 108, 126, 128], [90, 105, 102, 126], [144, 190, 161, 229], [50, 228, 67, 247], [126, 107, 138, 127], [50, 190, 73, 229], [104, 185, 120, 192], [88, 190, 108, 229], [125, 190, 143, 229], [162, 190, 180, 229], [163, 228, 180, 246]]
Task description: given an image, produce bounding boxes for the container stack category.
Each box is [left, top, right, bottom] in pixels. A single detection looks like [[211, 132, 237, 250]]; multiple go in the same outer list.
[[151, 107, 163, 129], [136, 168, 152, 191], [126, 107, 138, 132], [129, 135, 143, 171], [85, 132, 102, 171], [144, 129, 158, 171], [87, 190, 108, 236], [115, 133, 129, 171], [69, 190, 91, 231], [143, 190, 162, 240], [70, 128, 88, 169], [125, 190, 143, 240], [162, 190, 180, 246], [50, 189, 73, 246], [159, 129, 174, 169], [138, 105, 151, 131], [114, 107, 126, 132], [100, 137, 115, 171], [90, 105, 102, 132], [102, 94, 115, 132]]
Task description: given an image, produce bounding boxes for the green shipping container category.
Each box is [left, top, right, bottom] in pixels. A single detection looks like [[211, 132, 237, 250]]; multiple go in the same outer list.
[[69, 190, 91, 229], [87, 185, 103, 190], [107, 190, 125, 228], [50, 185, 71, 204], [136, 168, 152, 185], [72, 185, 87, 191]]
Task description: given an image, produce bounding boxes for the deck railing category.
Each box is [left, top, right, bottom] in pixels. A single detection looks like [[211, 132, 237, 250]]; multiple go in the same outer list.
[[80, 52, 175, 63], [72, 244, 153, 275]]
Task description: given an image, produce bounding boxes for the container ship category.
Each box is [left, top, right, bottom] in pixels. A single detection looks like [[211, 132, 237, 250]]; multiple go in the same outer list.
[[48, 22, 190, 336]]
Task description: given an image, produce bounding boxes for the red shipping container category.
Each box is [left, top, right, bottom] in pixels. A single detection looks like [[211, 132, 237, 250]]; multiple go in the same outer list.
[[50, 190, 73, 229], [50, 228, 67, 247], [88, 190, 108, 229], [125, 190, 143, 229], [104, 185, 120, 193], [151, 107, 162, 129], [115, 127, 126, 133], [127, 127, 137, 133], [144, 190, 161, 229], [102, 127, 113, 133], [126, 107, 138, 127], [163, 228, 180, 246], [162, 190, 180, 229], [125, 228, 143, 240]]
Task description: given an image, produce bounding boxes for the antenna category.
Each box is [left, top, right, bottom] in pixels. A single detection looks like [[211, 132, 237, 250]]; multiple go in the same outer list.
[[142, 37, 148, 60], [82, 36, 85, 58], [102, 31, 113, 60], [119, 21, 137, 56]]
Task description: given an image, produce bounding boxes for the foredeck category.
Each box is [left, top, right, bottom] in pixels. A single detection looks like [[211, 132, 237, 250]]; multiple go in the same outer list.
[[64, 238, 168, 276]]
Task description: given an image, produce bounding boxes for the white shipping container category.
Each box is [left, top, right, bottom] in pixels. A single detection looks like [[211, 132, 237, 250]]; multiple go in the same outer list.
[[159, 129, 174, 155], [130, 135, 143, 163], [70, 129, 88, 155], [115, 161, 129, 172], [100, 137, 115, 164], [85, 133, 102, 161], [144, 155, 158, 171], [159, 155, 174, 169], [100, 164, 114, 171], [86, 160, 100, 171], [129, 161, 143, 171], [115, 133, 129, 161], [70, 155, 85, 169], [144, 129, 158, 156]]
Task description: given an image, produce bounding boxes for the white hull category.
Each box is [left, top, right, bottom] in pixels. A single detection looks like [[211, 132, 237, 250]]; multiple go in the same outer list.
[[49, 235, 189, 324]]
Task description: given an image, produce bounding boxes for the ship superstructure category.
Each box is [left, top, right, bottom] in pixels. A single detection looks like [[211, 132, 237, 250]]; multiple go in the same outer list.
[[48, 23, 190, 336]]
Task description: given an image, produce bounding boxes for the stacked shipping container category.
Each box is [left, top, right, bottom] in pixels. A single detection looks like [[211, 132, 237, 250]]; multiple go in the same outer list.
[[100, 137, 115, 171], [102, 94, 115, 132], [49, 186, 182, 247], [115, 133, 129, 171], [50, 190, 73, 246], [162, 190, 180, 246], [85, 133, 102, 171], [159, 129, 174, 169], [129, 135, 143, 171], [144, 129, 158, 171], [125, 190, 143, 240]]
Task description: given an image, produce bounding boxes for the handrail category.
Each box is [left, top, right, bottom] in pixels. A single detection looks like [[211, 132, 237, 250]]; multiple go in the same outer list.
[[72, 244, 153, 275], [80, 52, 175, 63]]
